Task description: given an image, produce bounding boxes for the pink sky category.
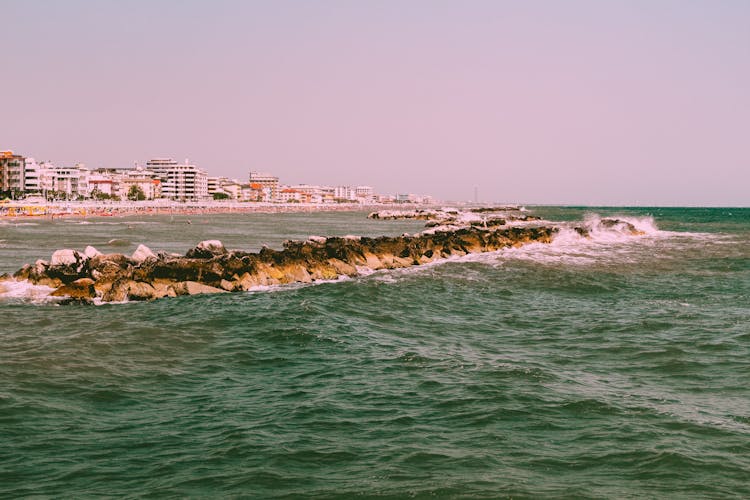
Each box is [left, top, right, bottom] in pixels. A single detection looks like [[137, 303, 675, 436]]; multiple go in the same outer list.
[[2, 0, 749, 205]]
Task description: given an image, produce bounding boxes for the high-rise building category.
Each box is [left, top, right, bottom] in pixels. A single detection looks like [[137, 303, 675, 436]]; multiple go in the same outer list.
[[147, 158, 208, 201], [22, 158, 42, 193], [0, 150, 25, 192]]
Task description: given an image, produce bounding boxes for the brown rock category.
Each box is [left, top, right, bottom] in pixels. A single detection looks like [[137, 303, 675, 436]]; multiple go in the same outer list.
[[102, 279, 130, 302], [151, 280, 177, 299], [328, 259, 357, 276], [50, 278, 96, 300], [127, 281, 157, 301], [89, 254, 133, 282], [283, 264, 312, 283], [219, 279, 236, 291], [170, 281, 227, 296], [235, 272, 259, 291]]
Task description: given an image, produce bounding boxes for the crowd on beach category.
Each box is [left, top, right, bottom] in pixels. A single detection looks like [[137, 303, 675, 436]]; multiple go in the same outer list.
[[0, 200, 428, 219]]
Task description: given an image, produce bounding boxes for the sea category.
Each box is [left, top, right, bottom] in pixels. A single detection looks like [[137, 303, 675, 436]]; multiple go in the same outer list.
[[1, 207, 748, 498]]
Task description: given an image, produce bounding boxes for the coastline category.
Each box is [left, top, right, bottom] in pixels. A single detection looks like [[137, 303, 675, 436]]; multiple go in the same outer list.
[[0, 200, 434, 219]]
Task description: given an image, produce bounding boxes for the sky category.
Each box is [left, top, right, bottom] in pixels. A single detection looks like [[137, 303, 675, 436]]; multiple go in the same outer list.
[[2, 0, 749, 205]]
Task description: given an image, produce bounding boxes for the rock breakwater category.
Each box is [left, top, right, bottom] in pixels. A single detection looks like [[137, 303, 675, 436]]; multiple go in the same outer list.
[[369, 208, 541, 229], [1, 225, 558, 303]]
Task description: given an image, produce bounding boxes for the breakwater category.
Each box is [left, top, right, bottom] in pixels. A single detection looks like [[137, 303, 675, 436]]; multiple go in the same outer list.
[[3, 224, 559, 303]]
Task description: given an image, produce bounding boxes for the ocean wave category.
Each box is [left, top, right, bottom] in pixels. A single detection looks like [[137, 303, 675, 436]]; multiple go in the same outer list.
[[0, 222, 39, 226], [106, 238, 132, 247]]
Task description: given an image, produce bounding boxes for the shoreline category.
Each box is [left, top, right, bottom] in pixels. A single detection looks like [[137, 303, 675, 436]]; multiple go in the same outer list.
[[0, 201, 435, 219]]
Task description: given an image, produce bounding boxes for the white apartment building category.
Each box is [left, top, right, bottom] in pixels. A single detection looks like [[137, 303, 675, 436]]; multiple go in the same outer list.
[[207, 176, 240, 199], [278, 188, 303, 203], [147, 158, 208, 201], [218, 180, 241, 199], [334, 186, 356, 201], [355, 186, 374, 198], [22, 157, 42, 193], [207, 176, 221, 195], [43, 164, 89, 198]]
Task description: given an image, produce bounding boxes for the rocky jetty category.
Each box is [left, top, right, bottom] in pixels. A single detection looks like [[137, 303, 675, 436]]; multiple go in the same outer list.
[[1, 225, 558, 304], [367, 209, 456, 221], [0, 210, 648, 304], [369, 208, 541, 229]]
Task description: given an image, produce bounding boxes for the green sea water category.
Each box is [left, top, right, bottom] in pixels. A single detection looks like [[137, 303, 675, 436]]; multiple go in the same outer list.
[[1, 207, 748, 498]]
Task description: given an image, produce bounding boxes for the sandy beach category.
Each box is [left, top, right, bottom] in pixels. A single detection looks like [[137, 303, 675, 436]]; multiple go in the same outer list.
[[0, 200, 429, 219]]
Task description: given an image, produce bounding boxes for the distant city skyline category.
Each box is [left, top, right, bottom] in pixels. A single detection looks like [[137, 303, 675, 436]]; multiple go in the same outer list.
[[3, 0, 749, 206]]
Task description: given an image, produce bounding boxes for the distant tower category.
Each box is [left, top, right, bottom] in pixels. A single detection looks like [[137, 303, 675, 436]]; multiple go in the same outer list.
[[474, 186, 478, 203]]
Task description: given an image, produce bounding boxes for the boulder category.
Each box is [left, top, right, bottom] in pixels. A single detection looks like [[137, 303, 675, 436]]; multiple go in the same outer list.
[[284, 264, 312, 283], [362, 253, 384, 270], [50, 278, 96, 300], [152, 280, 178, 299], [102, 279, 130, 302], [84, 246, 103, 259], [36, 277, 64, 289], [47, 249, 88, 283], [328, 259, 357, 276], [89, 253, 132, 282], [132, 244, 157, 263], [150, 258, 225, 284], [12, 264, 32, 281], [308, 264, 338, 281], [98, 279, 158, 301], [170, 281, 227, 296], [50, 249, 83, 267], [127, 281, 157, 301], [235, 272, 260, 291], [186, 240, 227, 259], [219, 279, 236, 291]]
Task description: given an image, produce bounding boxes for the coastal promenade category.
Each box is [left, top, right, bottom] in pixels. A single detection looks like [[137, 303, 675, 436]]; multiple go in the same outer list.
[[0, 200, 426, 218]]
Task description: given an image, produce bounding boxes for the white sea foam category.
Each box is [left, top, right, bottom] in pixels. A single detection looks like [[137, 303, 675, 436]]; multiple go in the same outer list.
[[485, 214, 724, 268], [0, 279, 57, 303], [245, 274, 352, 294]]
